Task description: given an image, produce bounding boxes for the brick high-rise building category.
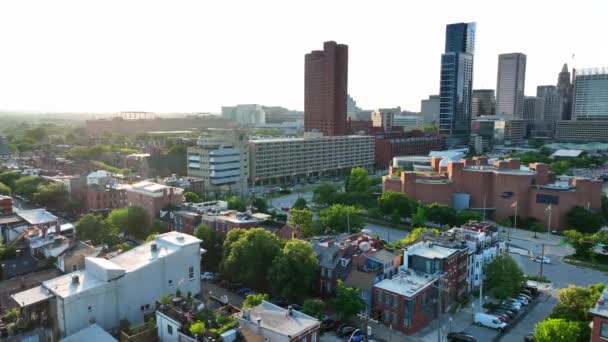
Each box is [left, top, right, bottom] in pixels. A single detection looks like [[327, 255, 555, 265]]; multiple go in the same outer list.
[[305, 41, 348, 136]]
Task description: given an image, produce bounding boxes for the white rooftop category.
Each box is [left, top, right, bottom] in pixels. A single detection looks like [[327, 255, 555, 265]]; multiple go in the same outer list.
[[375, 270, 437, 298], [11, 285, 54, 307], [60, 323, 118, 342], [17, 209, 57, 225], [244, 300, 320, 337], [42, 270, 106, 299], [551, 149, 583, 158], [410, 244, 457, 259]]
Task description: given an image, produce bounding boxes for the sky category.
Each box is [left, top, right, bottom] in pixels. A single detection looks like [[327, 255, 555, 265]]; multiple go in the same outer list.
[[0, 0, 606, 114]]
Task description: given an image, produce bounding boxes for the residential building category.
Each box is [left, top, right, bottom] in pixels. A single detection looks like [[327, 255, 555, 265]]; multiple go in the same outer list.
[[312, 238, 356, 296], [56, 241, 100, 273], [201, 211, 269, 235], [496, 53, 527, 117], [163, 175, 205, 194], [372, 269, 438, 335], [222, 104, 266, 125], [372, 107, 399, 131], [439, 22, 476, 146], [470, 116, 526, 153], [60, 324, 118, 342], [374, 132, 445, 168], [86, 183, 128, 212], [41, 174, 86, 201], [305, 41, 348, 136], [187, 129, 249, 196], [125, 181, 184, 220], [171, 211, 202, 235], [383, 157, 603, 230], [11, 232, 203, 338], [557, 63, 573, 120], [421, 95, 440, 126], [237, 301, 320, 342], [249, 133, 374, 186], [555, 120, 608, 141], [572, 67, 608, 121], [472, 89, 495, 116], [523, 96, 545, 122], [590, 289, 608, 342], [0, 195, 12, 216]]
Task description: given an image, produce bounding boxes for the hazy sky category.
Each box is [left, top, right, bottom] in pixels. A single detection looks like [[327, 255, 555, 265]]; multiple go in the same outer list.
[[0, 0, 606, 114]]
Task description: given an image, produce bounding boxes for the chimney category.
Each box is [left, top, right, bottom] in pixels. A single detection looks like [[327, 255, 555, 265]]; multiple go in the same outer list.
[[71, 274, 79, 285], [151, 243, 158, 252], [287, 306, 293, 316]]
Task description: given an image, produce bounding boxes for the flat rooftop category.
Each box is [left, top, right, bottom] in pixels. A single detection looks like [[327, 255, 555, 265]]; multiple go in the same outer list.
[[11, 285, 54, 307], [375, 269, 437, 298], [463, 165, 536, 176], [17, 209, 58, 225], [244, 300, 320, 337], [60, 323, 118, 342], [410, 244, 457, 259], [250, 135, 372, 143]]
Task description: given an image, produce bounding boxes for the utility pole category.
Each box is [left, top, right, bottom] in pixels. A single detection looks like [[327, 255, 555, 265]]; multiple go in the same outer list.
[[355, 305, 378, 342], [546, 205, 552, 239], [430, 275, 449, 342], [539, 244, 545, 279]]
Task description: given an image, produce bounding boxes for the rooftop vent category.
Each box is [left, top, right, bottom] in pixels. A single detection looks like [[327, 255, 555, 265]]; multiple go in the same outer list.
[[71, 274, 79, 285], [151, 243, 158, 252], [176, 235, 185, 243]]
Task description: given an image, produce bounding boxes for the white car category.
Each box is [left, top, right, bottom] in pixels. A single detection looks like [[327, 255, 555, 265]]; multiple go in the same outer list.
[[200, 272, 217, 280], [512, 296, 529, 305], [532, 256, 551, 264], [475, 312, 507, 332]]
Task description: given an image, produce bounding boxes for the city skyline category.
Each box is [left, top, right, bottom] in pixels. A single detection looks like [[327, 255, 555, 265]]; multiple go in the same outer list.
[[0, 0, 606, 113]]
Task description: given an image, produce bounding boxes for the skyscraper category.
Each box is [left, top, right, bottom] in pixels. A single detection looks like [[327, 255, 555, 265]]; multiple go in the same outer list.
[[523, 96, 545, 122], [572, 68, 608, 121], [305, 41, 348, 136], [439, 22, 476, 146], [496, 53, 527, 117], [421, 95, 440, 125], [472, 89, 495, 116], [537, 85, 561, 124], [557, 63, 573, 120]]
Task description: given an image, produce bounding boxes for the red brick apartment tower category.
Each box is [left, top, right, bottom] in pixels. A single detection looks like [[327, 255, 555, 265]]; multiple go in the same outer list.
[[305, 41, 348, 136]]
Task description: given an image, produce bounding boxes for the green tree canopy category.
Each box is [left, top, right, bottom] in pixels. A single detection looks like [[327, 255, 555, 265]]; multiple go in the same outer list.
[[184, 192, 201, 203], [33, 182, 67, 206], [551, 284, 606, 322], [291, 197, 308, 210], [485, 254, 524, 299], [223, 228, 281, 288], [0, 182, 11, 195], [243, 293, 268, 308], [411, 206, 426, 227], [75, 214, 119, 246], [563, 230, 594, 260], [195, 224, 223, 272], [566, 206, 603, 234], [226, 195, 247, 212], [108, 206, 151, 240], [13, 176, 41, 197], [221, 228, 248, 273], [334, 280, 365, 322], [313, 183, 339, 207], [454, 210, 482, 226], [319, 204, 365, 233], [378, 191, 415, 218], [301, 298, 326, 319], [345, 167, 371, 193], [396, 227, 439, 246], [0, 171, 20, 190], [189, 321, 206, 336], [288, 209, 315, 238], [268, 239, 319, 300], [534, 318, 580, 342], [425, 203, 456, 226], [250, 197, 268, 213]]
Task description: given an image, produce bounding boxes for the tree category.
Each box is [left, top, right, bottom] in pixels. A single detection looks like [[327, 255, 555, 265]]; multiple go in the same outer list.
[[268, 240, 319, 299], [313, 183, 338, 207], [292, 197, 308, 210], [33, 182, 67, 206], [319, 204, 365, 233], [145, 233, 159, 242], [302, 298, 325, 319], [13, 176, 41, 197], [534, 318, 580, 342], [250, 197, 268, 213], [226, 195, 247, 212], [378, 191, 415, 218], [195, 224, 223, 272], [189, 321, 206, 336], [75, 214, 118, 246], [221, 228, 248, 274], [0, 171, 20, 190], [454, 210, 482, 226], [0, 182, 10, 195], [150, 220, 169, 234], [288, 209, 315, 237], [396, 227, 439, 246], [411, 207, 426, 227], [602, 195, 608, 221], [184, 192, 201, 203], [223, 228, 281, 288], [108, 206, 150, 240], [243, 293, 268, 308], [345, 167, 371, 193], [425, 203, 456, 226], [530, 222, 545, 239], [334, 280, 365, 322], [563, 230, 594, 260], [484, 254, 524, 299], [566, 207, 603, 234], [551, 284, 606, 322]]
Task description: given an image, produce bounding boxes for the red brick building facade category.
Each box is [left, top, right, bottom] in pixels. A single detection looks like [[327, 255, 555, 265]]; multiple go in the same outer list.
[[305, 41, 348, 136], [375, 134, 445, 168], [86, 186, 128, 211], [590, 289, 608, 342], [383, 157, 602, 230]]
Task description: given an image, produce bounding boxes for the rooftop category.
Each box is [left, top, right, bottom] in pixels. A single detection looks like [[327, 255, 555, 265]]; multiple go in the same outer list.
[[11, 285, 54, 307], [410, 244, 458, 259], [17, 209, 58, 225], [42, 269, 106, 299], [126, 181, 183, 196], [463, 165, 536, 176], [241, 300, 320, 337], [370, 249, 398, 263], [60, 323, 118, 342], [551, 149, 583, 158], [374, 269, 437, 298], [589, 289, 608, 319], [250, 135, 371, 144]]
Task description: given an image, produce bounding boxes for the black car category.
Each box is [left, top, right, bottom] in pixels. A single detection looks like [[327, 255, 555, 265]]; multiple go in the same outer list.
[[491, 308, 515, 319], [524, 285, 540, 297], [447, 331, 476, 342], [498, 304, 520, 313], [336, 325, 357, 337]]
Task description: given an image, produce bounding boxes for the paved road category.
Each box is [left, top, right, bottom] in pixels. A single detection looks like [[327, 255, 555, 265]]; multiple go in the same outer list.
[[498, 294, 558, 342], [363, 223, 408, 243], [268, 191, 314, 210]]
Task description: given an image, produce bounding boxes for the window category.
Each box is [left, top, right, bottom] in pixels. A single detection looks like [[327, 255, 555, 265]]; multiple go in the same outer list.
[[393, 295, 398, 309], [167, 324, 173, 335], [189, 266, 194, 280], [72, 264, 78, 272], [601, 322, 608, 338], [168, 280, 173, 286], [536, 194, 559, 205], [311, 332, 317, 342], [384, 293, 390, 306]]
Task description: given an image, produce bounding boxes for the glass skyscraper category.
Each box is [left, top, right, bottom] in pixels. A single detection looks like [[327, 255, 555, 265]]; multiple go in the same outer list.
[[572, 68, 608, 121], [439, 22, 476, 147]]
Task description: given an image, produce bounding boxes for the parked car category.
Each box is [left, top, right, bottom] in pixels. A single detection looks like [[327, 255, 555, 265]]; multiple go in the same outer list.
[[532, 256, 551, 264], [511, 296, 529, 306], [524, 332, 536, 341], [524, 285, 540, 297], [498, 303, 520, 313], [502, 299, 522, 310], [516, 294, 531, 304], [447, 331, 477, 342], [336, 325, 357, 337], [474, 313, 507, 332], [487, 312, 508, 322], [200, 272, 217, 280], [491, 308, 515, 319], [518, 293, 533, 301]]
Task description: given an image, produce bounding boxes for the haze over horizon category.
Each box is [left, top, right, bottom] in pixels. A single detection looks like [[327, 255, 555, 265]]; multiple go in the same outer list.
[[0, 0, 605, 114]]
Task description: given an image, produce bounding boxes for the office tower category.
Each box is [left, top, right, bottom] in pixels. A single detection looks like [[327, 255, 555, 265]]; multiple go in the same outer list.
[[222, 104, 266, 125], [439, 22, 476, 146], [572, 68, 608, 121], [557, 63, 573, 120], [421, 95, 440, 125], [472, 89, 495, 116], [372, 107, 399, 131], [496, 53, 527, 117], [305, 41, 348, 136], [523, 96, 545, 122], [346, 94, 361, 119], [537, 85, 561, 124]]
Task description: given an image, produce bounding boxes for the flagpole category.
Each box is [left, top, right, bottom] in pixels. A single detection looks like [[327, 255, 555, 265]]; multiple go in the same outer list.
[[513, 202, 518, 240]]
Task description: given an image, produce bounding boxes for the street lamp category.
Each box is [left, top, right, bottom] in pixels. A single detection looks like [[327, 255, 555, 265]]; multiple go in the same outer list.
[[545, 205, 552, 239]]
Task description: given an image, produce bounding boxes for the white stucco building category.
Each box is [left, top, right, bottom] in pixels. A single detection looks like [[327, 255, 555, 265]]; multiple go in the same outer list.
[[12, 232, 203, 338]]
